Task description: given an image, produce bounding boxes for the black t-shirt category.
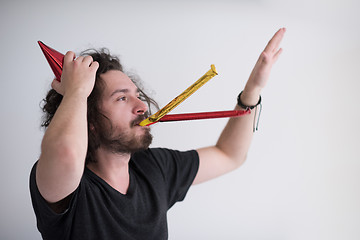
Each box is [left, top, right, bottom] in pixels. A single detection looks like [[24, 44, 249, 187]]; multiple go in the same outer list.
[[30, 148, 199, 240]]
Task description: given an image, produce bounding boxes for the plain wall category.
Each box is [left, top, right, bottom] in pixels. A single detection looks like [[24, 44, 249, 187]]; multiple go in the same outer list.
[[1, 0, 359, 239]]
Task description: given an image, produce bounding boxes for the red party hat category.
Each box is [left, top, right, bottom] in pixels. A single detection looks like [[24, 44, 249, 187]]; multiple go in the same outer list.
[[38, 41, 64, 81]]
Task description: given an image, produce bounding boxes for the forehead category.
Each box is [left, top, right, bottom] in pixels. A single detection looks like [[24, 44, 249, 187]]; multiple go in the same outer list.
[[100, 70, 138, 96]]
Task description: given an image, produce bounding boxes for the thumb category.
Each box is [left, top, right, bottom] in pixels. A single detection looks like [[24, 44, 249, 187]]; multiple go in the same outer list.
[[51, 78, 64, 96]]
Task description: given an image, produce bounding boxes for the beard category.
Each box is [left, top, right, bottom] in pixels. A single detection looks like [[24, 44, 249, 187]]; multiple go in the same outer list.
[[98, 115, 153, 154]]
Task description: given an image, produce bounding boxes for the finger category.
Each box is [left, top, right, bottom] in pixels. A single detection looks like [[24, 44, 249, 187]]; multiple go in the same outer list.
[[51, 78, 63, 95], [63, 51, 76, 63], [75, 56, 84, 62], [82, 55, 94, 66], [89, 61, 99, 72], [272, 48, 283, 62], [51, 78, 58, 88], [264, 28, 286, 53], [267, 28, 285, 51]]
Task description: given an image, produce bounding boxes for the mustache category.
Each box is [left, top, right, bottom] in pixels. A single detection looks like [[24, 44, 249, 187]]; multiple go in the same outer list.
[[131, 112, 150, 127]]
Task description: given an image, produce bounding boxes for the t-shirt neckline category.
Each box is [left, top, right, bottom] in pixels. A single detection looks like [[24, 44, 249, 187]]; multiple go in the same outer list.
[[84, 165, 135, 197]]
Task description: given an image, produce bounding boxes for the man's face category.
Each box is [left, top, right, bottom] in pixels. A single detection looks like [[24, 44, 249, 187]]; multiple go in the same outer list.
[[96, 70, 152, 154]]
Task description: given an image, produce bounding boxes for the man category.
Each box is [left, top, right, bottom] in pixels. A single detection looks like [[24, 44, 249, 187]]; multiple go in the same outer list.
[[30, 28, 286, 239]]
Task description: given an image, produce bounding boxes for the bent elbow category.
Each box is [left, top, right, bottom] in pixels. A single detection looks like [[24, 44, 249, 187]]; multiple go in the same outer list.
[[40, 140, 86, 169], [234, 153, 248, 169]]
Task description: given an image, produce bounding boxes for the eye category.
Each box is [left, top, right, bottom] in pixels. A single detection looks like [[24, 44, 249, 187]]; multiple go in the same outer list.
[[116, 96, 127, 102], [137, 95, 146, 101]]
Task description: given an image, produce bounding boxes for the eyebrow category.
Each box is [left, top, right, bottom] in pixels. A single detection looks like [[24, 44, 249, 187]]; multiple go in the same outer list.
[[110, 88, 140, 97]]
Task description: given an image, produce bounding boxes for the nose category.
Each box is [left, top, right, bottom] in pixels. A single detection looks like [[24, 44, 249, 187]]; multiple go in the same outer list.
[[133, 96, 148, 115]]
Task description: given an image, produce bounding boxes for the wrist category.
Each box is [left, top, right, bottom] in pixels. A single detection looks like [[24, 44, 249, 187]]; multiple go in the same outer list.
[[237, 90, 263, 132], [63, 89, 89, 104], [239, 88, 261, 107], [237, 91, 261, 110], [63, 86, 92, 99]]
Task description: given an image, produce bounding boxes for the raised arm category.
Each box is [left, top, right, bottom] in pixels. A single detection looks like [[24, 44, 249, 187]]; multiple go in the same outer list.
[[193, 28, 286, 185], [36, 51, 99, 203]]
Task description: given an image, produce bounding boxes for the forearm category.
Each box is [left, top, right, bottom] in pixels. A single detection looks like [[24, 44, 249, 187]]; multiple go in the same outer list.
[[215, 89, 260, 165], [40, 93, 88, 164], [37, 92, 88, 202], [194, 93, 260, 185]]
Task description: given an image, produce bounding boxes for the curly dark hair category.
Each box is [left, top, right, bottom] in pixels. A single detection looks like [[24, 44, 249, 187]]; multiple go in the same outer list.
[[40, 48, 159, 164]]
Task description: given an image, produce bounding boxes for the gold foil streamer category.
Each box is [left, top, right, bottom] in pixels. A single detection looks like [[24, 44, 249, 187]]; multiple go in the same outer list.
[[139, 64, 218, 126]]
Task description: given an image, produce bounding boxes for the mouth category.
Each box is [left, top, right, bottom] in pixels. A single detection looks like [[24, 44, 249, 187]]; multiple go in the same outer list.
[[134, 123, 146, 127], [132, 115, 148, 127]]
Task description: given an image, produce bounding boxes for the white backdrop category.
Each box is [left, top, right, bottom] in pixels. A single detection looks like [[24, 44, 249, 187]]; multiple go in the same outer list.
[[1, 0, 359, 239]]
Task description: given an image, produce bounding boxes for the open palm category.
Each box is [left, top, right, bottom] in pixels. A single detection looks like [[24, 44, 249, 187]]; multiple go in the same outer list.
[[247, 28, 286, 90]]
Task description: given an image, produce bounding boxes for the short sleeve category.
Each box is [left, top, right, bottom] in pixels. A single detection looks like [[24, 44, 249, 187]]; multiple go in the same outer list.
[[147, 148, 199, 208], [29, 162, 77, 240]]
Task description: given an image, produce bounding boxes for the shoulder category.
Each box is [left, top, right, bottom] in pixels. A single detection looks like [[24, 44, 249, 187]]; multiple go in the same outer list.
[[131, 148, 199, 177], [134, 147, 199, 159], [132, 148, 199, 165]]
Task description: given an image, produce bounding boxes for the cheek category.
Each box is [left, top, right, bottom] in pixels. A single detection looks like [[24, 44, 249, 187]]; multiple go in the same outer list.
[[101, 103, 133, 127], [110, 112, 133, 128]]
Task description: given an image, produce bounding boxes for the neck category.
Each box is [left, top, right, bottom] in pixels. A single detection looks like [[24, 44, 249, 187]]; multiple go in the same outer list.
[[87, 147, 132, 194]]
